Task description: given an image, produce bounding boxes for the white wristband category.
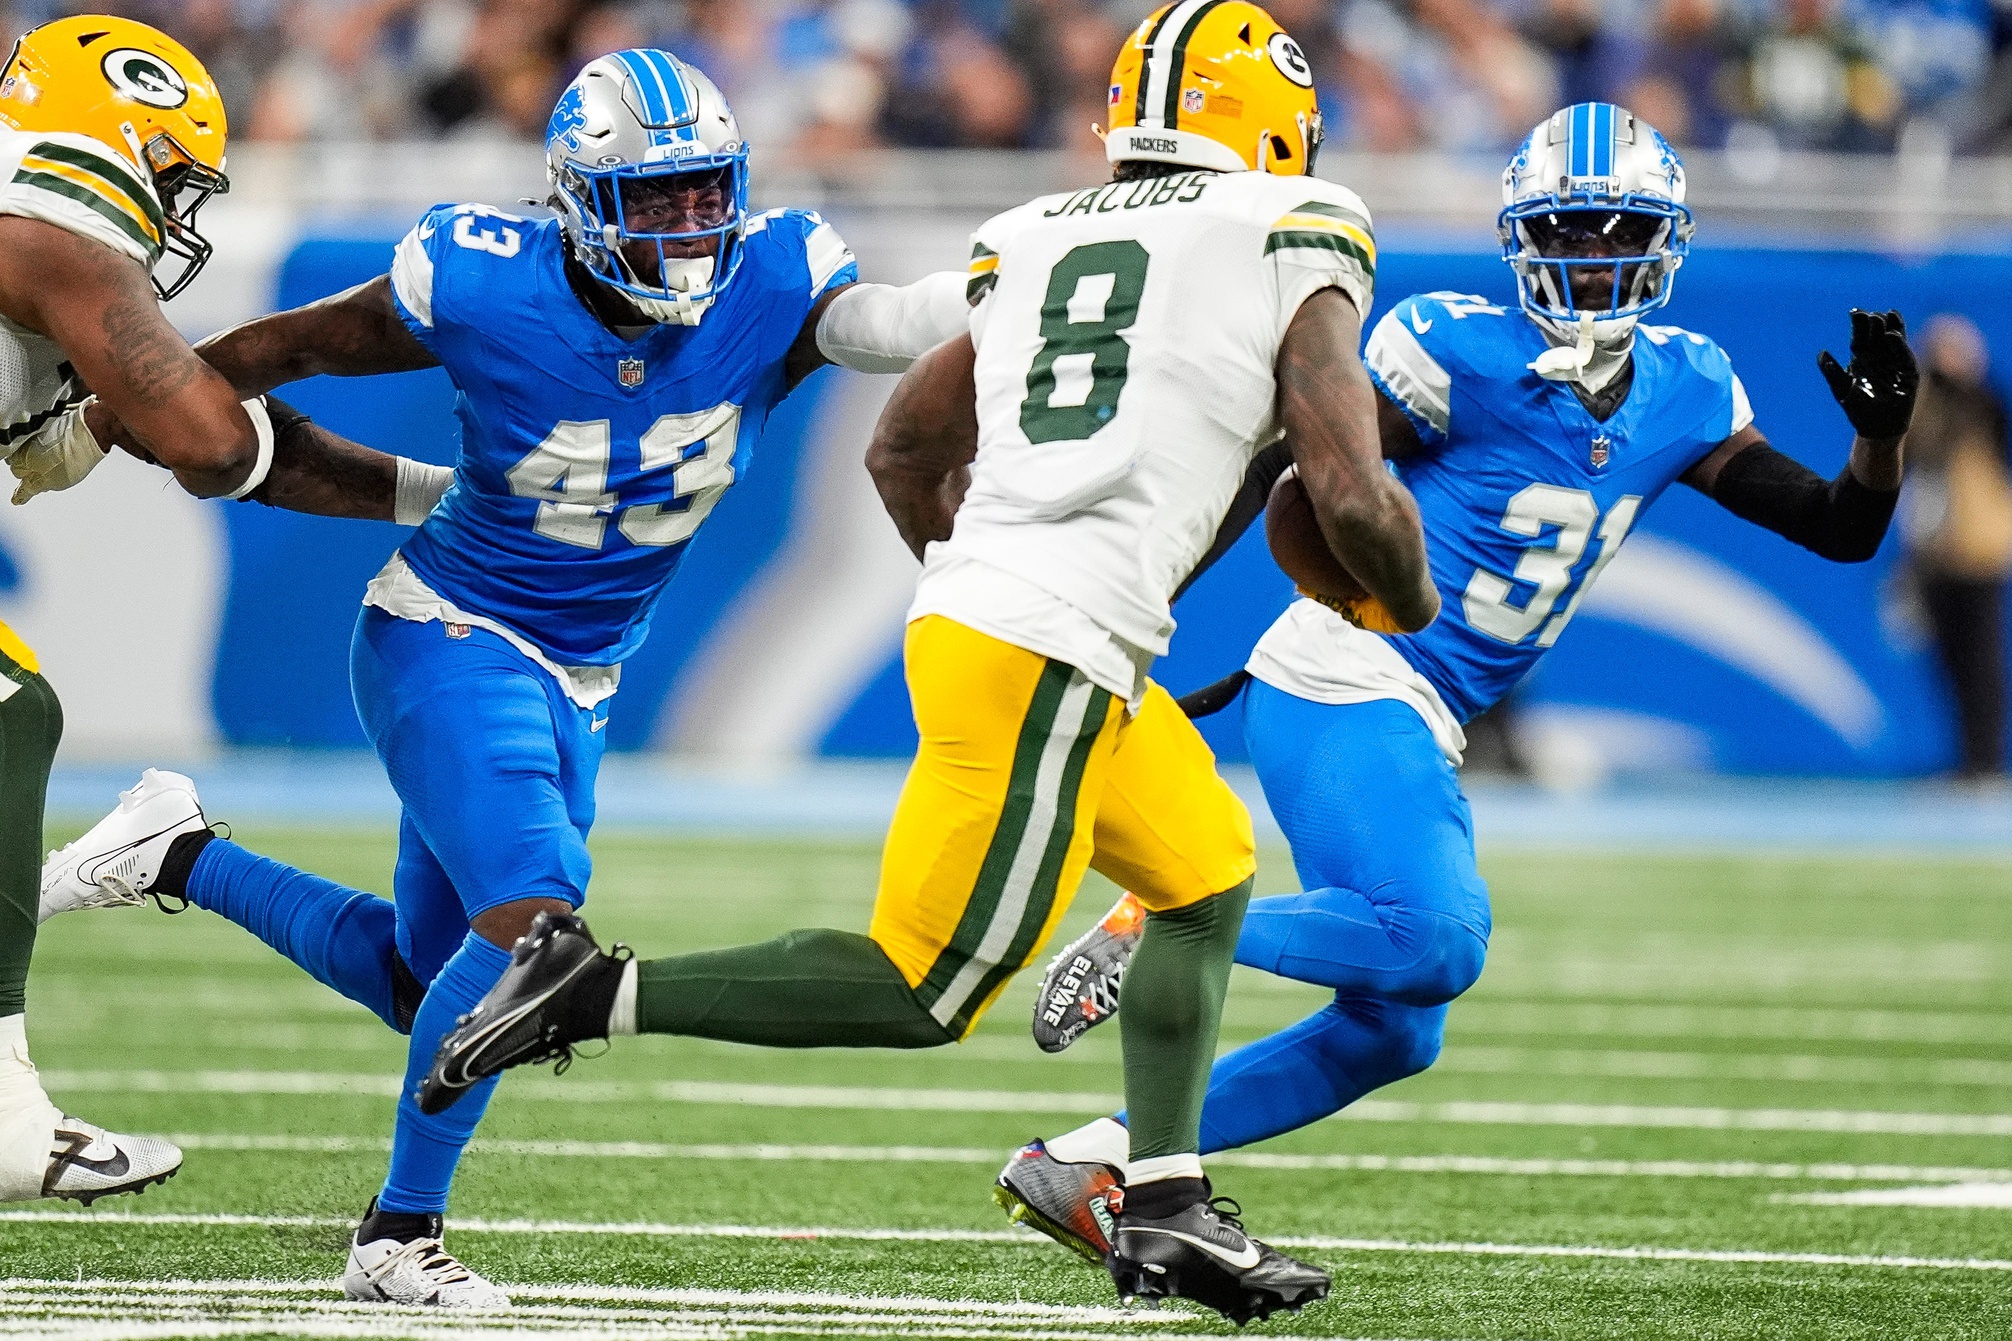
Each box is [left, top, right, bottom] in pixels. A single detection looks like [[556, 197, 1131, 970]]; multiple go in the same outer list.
[[224, 396, 276, 501], [814, 271, 969, 374], [394, 457, 454, 526]]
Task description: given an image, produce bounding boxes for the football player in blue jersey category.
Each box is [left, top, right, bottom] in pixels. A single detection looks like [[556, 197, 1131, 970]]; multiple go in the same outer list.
[[40, 49, 967, 1307], [988, 102, 1920, 1261]]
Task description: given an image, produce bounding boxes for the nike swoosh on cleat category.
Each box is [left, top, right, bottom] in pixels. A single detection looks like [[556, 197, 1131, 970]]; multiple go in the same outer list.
[[1124, 1226, 1261, 1270]]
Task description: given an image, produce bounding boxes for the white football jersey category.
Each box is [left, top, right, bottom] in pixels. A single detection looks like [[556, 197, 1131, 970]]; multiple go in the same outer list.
[[910, 167, 1375, 704], [0, 129, 164, 457]]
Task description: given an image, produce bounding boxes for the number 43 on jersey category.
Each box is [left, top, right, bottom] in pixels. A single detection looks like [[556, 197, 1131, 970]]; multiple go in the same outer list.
[[505, 404, 741, 550]]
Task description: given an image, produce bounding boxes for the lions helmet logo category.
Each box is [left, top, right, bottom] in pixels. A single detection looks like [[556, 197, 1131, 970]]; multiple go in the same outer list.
[[547, 84, 588, 152], [99, 48, 188, 109]]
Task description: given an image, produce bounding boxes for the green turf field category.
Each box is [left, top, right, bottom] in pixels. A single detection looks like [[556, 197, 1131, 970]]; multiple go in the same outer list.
[[7, 827, 2011, 1340]]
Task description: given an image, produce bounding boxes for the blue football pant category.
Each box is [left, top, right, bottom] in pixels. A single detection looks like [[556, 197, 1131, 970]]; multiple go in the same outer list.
[[1191, 684, 1491, 1154], [184, 607, 604, 1215]]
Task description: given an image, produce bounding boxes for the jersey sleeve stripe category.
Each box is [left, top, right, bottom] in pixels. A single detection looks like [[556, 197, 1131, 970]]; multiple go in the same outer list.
[[1263, 228, 1375, 279], [1280, 198, 1372, 234], [1270, 214, 1375, 263], [391, 226, 436, 329], [1365, 313, 1451, 437], [12, 167, 158, 253], [1729, 373, 1754, 435], [804, 220, 855, 298], [967, 243, 1000, 304], [23, 142, 163, 235]]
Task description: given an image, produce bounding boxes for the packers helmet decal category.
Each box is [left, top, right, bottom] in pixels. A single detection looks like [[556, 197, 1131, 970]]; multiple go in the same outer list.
[[1105, 0, 1323, 176], [0, 15, 229, 299]]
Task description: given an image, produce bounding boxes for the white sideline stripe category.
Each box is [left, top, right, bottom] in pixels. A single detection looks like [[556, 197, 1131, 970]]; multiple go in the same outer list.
[[1780, 1183, 2012, 1208], [5, 1215, 2011, 1273], [158, 1133, 2012, 1185], [46, 1070, 2012, 1136]]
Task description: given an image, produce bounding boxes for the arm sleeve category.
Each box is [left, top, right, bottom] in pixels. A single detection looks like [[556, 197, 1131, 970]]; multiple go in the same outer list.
[[814, 272, 969, 373], [1264, 185, 1376, 335], [1364, 300, 1453, 445], [1708, 438, 1898, 563]]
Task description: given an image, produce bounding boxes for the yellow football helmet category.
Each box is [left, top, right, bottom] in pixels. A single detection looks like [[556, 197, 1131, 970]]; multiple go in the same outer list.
[[1105, 0, 1322, 176], [0, 15, 228, 298]]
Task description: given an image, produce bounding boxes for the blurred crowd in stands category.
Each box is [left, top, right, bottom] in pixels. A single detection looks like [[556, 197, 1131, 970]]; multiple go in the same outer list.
[[4, 0, 2012, 157]]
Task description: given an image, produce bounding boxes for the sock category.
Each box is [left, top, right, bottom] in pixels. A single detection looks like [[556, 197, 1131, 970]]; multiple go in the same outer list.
[[1117, 879, 1250, 1163], [1195, 998, 1449, 1153], [378, 932, 511, 1215], [176, 837, 411, 1032], [1122, 1172, 1208, 1218], [0, 1014, 44, 1110], [1044, 1115, 1129, 1172], [608, 958, 638, 1037], [355, 1194, 442, 1245], [635, 928, 953, 1048]]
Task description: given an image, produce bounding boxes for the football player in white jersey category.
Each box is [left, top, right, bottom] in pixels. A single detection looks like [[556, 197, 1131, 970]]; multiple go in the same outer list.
[[413, 1, 1435, 1322], [0, 14, 286, 1203]]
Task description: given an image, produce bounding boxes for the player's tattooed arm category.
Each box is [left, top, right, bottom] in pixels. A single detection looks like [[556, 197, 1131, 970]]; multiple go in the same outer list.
[[866, 332, 978, 560], [196, 275, 439, 397], [1277, 288, 1439, 632], [0, 217, 262, 498]]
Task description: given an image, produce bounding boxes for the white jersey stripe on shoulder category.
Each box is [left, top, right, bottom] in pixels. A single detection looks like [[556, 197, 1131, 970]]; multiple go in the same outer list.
[[1140, 0, 1214, 128], [391, 225, 436, 329], [1366, 312, 1451, 436], [804, 221, 854, 298], [1729, 373, 1754, 436]]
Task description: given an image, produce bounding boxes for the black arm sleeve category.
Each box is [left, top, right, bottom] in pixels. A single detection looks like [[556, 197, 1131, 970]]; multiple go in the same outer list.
[[1174, 439, 1294, 600], [1707, 439, 1899, 564]]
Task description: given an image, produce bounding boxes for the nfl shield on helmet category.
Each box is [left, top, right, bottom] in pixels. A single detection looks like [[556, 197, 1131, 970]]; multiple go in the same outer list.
[[1497, 102, 1693, 342], [1104, 0, 1323, 176], [0, 15, 229, 299], [545, 49, 750, 326]]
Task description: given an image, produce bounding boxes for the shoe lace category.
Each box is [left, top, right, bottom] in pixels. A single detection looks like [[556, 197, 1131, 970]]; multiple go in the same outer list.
[[368, 1237, 474, 1286], [510, 942, 633, 1077], [1206, 1195, 1247, 1234]]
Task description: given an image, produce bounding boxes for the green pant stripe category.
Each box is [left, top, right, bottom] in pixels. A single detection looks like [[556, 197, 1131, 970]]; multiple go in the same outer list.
[[915, 660, 1075, 1007], [952, 680, 1111, 1033]]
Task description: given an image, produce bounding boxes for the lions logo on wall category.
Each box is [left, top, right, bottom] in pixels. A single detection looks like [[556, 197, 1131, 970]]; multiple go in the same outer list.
[[99, 48, 188, 109]]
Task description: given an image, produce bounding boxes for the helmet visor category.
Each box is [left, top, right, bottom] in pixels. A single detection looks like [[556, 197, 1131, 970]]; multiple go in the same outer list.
[[570, 158, 743, 299]]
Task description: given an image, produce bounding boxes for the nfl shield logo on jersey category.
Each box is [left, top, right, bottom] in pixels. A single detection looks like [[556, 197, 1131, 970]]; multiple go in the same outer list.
[[1590, 434, 1611, 469], [618, 358, 645, 388]]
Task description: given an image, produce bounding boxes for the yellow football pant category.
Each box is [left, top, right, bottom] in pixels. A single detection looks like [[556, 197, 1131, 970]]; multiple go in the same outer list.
[[870, 615, 1256, 1039]]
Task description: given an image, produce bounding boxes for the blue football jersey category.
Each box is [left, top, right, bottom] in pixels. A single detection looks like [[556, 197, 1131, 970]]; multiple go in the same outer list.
[[1365, 292, 1752, 721], [387, 203, 857, 666]]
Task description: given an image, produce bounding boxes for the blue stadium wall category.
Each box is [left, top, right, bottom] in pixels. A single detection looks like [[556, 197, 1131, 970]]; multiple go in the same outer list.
[[211, 231, 2011, 775]]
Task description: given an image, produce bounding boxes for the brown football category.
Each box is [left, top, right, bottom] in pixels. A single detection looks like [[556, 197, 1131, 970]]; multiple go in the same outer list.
[[1265, 469, 1369, 606]]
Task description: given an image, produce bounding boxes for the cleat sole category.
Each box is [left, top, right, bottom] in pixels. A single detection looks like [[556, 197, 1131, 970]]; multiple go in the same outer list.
[[58, 1163, 180, 1207], [993, 1180, 1105, 1266]]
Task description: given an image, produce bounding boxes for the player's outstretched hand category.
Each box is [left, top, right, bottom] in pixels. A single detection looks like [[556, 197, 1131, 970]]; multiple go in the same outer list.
[[1818, 308, 1918, 441]]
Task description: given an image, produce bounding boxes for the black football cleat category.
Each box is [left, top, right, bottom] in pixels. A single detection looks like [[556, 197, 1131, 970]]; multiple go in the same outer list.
[[1108, 1194, 1331, 1325], [1031, 893, 1143, 1053], [993, 1139, 1123, 1263], [417, 911, 629, 1115]]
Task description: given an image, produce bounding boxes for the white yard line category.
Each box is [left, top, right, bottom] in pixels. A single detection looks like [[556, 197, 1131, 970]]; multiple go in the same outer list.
[[1434, 1047, 2012, 1088], [1778, 1183, 2012, 1208], [157, 1133, 2012, 1185], [4, 1216, 2009, 1272], [44, 1069, 2012, 1136]]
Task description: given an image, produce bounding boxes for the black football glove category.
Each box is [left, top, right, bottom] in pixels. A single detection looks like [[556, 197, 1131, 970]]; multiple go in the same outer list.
[[1818, 308, 1918, 440]]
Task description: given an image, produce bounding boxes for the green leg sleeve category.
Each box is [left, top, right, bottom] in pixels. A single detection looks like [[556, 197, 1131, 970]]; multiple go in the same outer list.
[[1118, 878, 1252, 1162], [635, 927, 957, 1048], [0, 665, 60, 1019]]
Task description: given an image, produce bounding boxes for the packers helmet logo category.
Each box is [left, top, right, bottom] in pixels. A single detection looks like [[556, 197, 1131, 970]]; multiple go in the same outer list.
[[99, 47, 187, 109], [1267, 33, 1312, 88]]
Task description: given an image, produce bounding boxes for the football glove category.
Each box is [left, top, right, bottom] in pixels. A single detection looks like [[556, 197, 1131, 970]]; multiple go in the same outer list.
[[8, 399, 108, 505], [1819, 309, 1918, 441]]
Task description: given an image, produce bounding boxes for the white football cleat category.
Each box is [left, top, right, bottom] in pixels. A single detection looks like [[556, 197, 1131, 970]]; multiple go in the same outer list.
[[40, 769, 208, 923], [0, 1100, 183, 1204], [343, 1233, 511, 1310]]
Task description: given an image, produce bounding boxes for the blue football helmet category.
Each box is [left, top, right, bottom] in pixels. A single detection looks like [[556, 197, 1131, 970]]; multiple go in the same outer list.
[[1499, 103, 1693, 343], [545, 50, 750, 325]]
